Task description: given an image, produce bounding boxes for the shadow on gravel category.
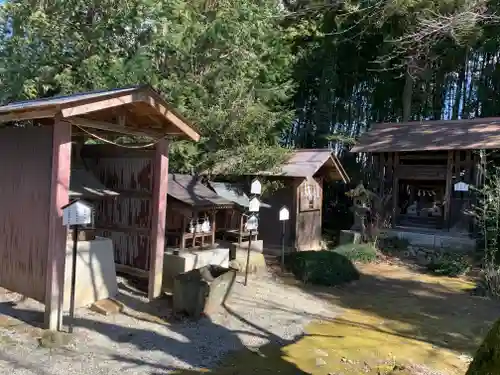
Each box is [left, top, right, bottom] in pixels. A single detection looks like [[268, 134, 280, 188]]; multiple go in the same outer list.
[[0, 275, 311, 375]]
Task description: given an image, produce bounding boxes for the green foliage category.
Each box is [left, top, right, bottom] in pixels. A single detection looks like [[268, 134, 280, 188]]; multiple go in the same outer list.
[[474, 267, 500, 298], [466, 317, 500, 375], [283, 0, 500, 150], [426, 252, 471, 277], [377, 236, 410, 254], [332, 244, 378, 264], [286, 250, 360, 286], [0, 0, 296, 174], [473, 165, 500, 296]]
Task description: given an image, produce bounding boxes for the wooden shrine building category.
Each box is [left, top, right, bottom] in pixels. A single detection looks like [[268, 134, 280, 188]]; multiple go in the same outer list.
[[351, 118, 500, 234], [0, 85, 200, 330], [165, 174, 238, 250], [208, 149, 350, 252]]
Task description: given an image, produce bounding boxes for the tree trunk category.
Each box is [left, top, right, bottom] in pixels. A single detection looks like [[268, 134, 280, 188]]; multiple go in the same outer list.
[[452, 52, 467, 120], [402, 67, 413, 122]]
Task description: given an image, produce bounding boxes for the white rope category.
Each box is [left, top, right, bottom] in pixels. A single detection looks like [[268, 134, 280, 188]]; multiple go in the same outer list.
[[74, 124, 167, 149]]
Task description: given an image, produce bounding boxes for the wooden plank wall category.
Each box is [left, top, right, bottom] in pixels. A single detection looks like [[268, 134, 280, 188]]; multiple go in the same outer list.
[[295, 177, 323, 251], [82, 145, 155, 271], [258, 179, 297, 249], [0, 127, 53, 302]]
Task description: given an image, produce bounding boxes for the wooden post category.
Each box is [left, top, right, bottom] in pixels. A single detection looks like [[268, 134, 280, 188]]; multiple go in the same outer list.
[[294, 180, 301, 251], [44, 119, 72, 331], [379, 153, 385, 196], [211, 210, 216, 246], [148, 139, 170, 301], [181, 233, 186, 250], [180, 216, 187, 250], [239, 213, 244, 245], [391, 152, 399, 228], [443, 150, 454, 230]]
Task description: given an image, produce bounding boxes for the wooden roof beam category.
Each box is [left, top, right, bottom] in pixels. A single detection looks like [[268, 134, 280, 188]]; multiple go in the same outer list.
[[138, 93, 200, 142], [0, 108, 58, 123], [61, 93, 139, 118], [68, 117, 165, 139]]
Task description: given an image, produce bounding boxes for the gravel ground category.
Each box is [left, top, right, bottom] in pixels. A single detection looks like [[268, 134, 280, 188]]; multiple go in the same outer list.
[[0, 274, 339, 375]]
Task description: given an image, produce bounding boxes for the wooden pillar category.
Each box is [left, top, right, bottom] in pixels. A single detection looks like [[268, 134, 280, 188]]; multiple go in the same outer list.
[[239, 213, 244, 245], [443, 150, 454, 230], [211, 210, 216, 246], [391, 152, 399, 228], [44, 119, 72, 331], [148, 139, 170, 300], [379, 153, 385, 196]]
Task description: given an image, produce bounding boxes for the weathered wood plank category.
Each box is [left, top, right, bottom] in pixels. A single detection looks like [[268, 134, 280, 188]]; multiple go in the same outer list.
[[443, 151, 454, 229], [44, 119, 72, 331], [148, 139, 170, 300]]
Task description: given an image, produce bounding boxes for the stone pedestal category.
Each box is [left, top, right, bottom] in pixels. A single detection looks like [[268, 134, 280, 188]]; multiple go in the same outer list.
[[63, 237, 117, 311]]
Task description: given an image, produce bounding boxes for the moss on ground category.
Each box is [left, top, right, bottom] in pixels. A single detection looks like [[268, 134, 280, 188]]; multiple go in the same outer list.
[[174, 263, 498, 375]]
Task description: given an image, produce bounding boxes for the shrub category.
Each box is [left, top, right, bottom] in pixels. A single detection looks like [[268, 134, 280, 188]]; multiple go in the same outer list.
[[333, 244, 378, 263], [376, 236, 410, 254], [474, 266, 500, 298], [426, 252, 470, 277], [286, 250, 360, 286]]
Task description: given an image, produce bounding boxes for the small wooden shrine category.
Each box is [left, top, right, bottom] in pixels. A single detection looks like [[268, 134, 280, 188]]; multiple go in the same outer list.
[[207, 149, 350, 251], [165, 174, 241, 250], [206, 181, 271, 245], [351, 118, 500, 234]]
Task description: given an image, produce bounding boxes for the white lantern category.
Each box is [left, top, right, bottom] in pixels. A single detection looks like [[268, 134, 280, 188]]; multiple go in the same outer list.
[[245, 215, 259, 231], [250, 179, 262, 195], [62, 200, 94, 227], [249, 196, 261, 212], [279, 206, 290, 221]]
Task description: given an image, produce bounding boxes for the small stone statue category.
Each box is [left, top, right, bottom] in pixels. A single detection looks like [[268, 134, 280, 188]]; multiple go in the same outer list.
[[346, 182, 393, 242], [346, 183, 374, 241]]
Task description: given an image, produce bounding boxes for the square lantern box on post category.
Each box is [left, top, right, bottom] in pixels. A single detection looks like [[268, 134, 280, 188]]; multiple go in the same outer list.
[[279, 206, 290, 272], [61, 199, 95, 333], [244, 179, 262, 286]]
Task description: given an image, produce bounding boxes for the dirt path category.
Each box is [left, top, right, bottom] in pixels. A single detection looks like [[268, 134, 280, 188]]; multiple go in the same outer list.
[[1, 263, 496, 375], [0, 274, 338, 375]]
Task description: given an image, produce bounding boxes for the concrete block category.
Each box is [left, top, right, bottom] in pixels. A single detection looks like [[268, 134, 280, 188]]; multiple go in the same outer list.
[[339, 230, 362, 245], [162, 248, 230, 291], [230, 249, 267, 275], [173, 266, 236, 318], [228, 239, 263, 260], [63, 237, 118, 311], [384, 229, 476, 251]]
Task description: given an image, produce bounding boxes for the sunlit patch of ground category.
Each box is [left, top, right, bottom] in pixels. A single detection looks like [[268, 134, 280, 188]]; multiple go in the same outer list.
[[175, 263, 499, 375]]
